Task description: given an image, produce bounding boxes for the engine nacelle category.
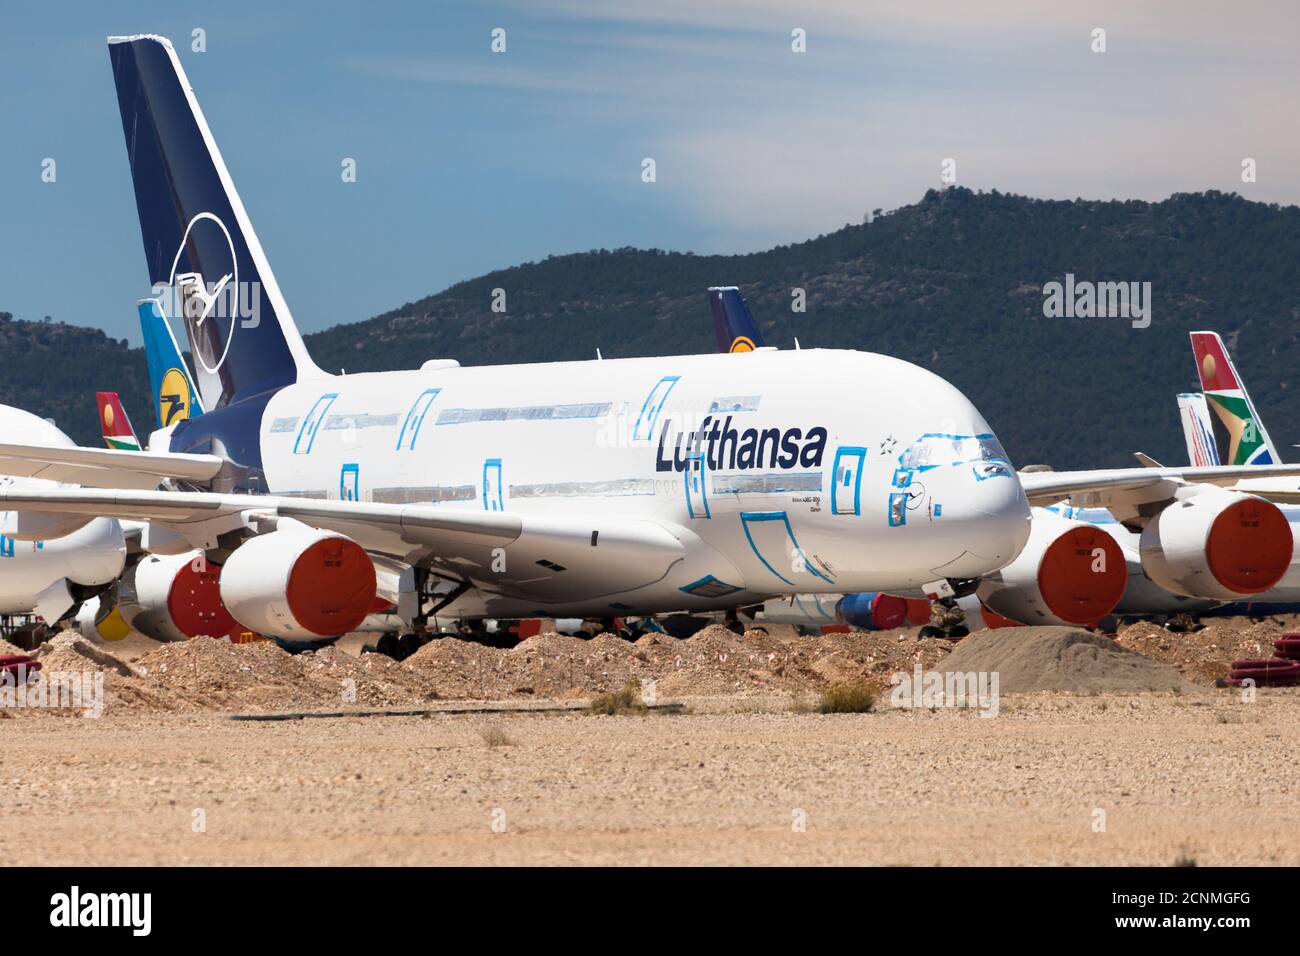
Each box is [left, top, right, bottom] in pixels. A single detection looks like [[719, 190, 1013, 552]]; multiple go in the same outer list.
[[977, 507, 1126, 626], [219, 527, 377, 641], [1140, 489, 1291, 600], [123, 550, 236, 642], [72, 596, 133, 644], [834, 592, 908, 630]]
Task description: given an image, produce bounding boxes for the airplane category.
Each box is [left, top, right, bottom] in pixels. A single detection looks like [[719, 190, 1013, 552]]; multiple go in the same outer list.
[[1, 34, 1296, 654], [0, 406, 126, 646], [983, 330, 1300, 628], [705, 288, 1288, 633]]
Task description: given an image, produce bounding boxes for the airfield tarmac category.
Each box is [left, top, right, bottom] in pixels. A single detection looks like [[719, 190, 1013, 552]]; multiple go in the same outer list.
[[3, 692, 1298, 866]]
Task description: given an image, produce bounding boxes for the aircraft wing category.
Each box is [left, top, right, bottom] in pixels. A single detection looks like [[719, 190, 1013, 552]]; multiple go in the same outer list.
[[0, 443, 223, 489], [1019, 463, 1300, 508], [0, 487, 687, 603]]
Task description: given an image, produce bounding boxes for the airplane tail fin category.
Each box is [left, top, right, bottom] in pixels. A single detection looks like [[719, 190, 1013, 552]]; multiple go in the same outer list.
[[139, 299, 205, 429], [708, 286, 766, 353], [96, 392, 141, 451], [1189, 331, 1279, 465], [107, 34, 321, 412], [1176, 392, 1221, 467]]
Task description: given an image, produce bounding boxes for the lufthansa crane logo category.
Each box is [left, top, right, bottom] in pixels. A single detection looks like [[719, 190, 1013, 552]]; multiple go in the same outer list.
[[729, 336, 757, 353], [158, 212, 240, 375], [159, 367, 193, 426]]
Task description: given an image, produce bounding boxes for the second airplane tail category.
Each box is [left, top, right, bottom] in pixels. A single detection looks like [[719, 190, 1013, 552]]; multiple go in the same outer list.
[[139, 299, 205, 429], [708, 286, 767, 353], [1189, 330, 1279, 465]]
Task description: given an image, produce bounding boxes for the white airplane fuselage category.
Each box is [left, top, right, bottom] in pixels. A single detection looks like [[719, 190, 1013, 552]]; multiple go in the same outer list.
[[0, 407, 127, 618], [249, 348, 1032, 619]]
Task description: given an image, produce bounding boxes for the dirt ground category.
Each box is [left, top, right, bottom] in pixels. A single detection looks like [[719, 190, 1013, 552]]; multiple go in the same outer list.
[[3, 617, 1297, 865], [2, 691, 1297, 865]]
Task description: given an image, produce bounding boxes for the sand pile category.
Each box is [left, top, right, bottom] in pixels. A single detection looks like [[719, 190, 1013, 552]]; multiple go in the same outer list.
[[35, 633, 140, 677], [7, 616, 1233, 716], [1115, 618, 1289, 685], [0, 636, 26, 656], [939, 627, 1192, 693], [406, 630, 649, 698], [134, 638, 436, 712]]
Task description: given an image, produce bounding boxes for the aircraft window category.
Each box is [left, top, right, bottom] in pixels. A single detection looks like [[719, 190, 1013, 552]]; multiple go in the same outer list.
[[436, 403, 611, 425], [708, 395, 761, 413], [510, 478, 656, 498], [901, 433, 1012, 470], [712, 472, 822, 495], [372, 485, 476, 504], [323, 413, 401, 430]]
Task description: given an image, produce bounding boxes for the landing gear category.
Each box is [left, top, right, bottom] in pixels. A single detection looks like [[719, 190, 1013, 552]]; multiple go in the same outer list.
[[921, 598, 969, 642], [724, 609, 745, 636], [367, 631, 435, 661], [375, 633, 401, 659]]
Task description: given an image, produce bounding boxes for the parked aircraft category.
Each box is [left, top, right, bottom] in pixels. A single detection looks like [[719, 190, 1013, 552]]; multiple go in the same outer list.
[[0, 407, 126, 644], [2, 35, 1296, 652]]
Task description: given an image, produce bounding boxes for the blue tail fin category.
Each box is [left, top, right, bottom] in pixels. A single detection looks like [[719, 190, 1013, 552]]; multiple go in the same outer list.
[[708, 287, 766, 353], [139, 299, 205, 429], [108, 34, 320, 411]]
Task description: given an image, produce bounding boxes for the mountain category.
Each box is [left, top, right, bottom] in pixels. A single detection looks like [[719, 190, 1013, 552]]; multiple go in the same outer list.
[[0, 314, 151, 446], [6, 188, 1300, 467]]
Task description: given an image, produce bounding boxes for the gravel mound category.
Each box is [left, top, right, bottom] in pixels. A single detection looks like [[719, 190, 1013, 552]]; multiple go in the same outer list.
[[6, 617, 1229, 717], [939, 627, 1192, 693], [1115, 617, 1293, 685]]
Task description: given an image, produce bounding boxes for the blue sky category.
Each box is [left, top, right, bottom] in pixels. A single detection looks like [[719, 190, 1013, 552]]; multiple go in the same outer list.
[[2, 0, 1297, 344]]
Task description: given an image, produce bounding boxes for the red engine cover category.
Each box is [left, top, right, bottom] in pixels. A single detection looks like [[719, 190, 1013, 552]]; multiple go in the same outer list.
[[1206, 497, 1291, 594], [1036, 526, 1126, 626], [166, 558, 237, 638], [285, 537, 377, 636]]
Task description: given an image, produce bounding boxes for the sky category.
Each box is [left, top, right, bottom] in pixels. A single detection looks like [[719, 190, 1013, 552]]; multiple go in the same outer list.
[[2, 0, 1298, 344]]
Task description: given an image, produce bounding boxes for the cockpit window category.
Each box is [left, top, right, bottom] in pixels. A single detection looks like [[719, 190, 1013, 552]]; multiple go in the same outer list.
[[900, 433, 1012, 471]]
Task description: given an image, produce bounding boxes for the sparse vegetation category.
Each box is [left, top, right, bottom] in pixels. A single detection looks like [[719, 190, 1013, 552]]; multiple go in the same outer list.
[[817, 682, 879, 714], [1173, 849, 1199, 867], [479, 724, 514, 747], [587, 683, 649, 716]]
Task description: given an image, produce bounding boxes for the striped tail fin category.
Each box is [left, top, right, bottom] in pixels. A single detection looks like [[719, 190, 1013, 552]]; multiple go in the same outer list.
[[1176, 392, 1221, 467], [96, 392, 141, 451], [1189, 331, 1280, 465]]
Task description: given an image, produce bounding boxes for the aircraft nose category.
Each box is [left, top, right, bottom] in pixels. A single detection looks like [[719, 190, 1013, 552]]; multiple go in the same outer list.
[[933, 462, 1032, 577]]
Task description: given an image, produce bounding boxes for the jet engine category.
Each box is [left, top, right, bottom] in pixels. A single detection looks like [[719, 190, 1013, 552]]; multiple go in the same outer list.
[[1140, 489, 1291, 600], [219, 527, 377, 641], [976, 508, 1126, 626], [834, 592, 909, 630], [122, 550, 236, 642]]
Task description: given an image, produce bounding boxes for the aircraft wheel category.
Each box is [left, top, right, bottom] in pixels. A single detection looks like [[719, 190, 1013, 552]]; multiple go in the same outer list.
[[376, 632, 402, 659], [398, 633, 424, 660], [944, 624, 969, 641]]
